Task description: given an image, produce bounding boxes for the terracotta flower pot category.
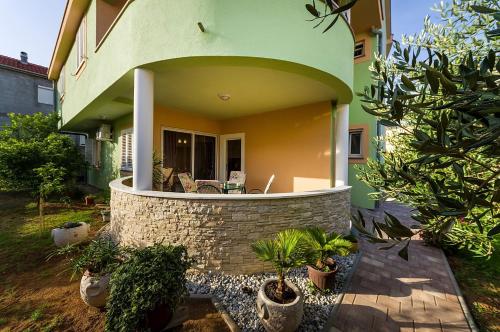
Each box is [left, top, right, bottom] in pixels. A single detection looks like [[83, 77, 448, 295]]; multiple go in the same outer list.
[[307, 259, 338, 291], [256, 278, 304, 332], [80, 271, 110, 308]]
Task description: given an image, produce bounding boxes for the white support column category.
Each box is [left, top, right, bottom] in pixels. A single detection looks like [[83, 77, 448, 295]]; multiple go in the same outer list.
[[133, 68, 154, 191], [335, 104, 349, 187]]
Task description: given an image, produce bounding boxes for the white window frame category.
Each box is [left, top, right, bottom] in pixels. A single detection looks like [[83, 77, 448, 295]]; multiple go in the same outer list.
[[75, 16, 87, 71], [354, 41, 365, 59], [219, 133, 245, 182], [120, 128, 133, 171], [37, 85, 54, 105], [348, 130, 363, 159], [161, 127, 219, 180]]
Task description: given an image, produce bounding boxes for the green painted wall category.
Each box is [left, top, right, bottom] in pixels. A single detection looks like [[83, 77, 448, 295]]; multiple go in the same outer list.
[[59, 0, 354, 128], [349, 51, 378, 209], [87, 113, 132, 189]]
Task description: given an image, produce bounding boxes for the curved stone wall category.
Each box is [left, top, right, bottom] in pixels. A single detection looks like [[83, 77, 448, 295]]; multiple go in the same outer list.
[[109, 178, 351, 274]]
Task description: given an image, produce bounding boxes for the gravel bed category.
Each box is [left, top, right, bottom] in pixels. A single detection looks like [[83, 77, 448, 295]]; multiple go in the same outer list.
[[187, 254, 356, 332]]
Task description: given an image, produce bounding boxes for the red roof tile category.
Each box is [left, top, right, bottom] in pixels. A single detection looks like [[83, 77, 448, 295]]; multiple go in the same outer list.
[[0, 54, 48, 77]]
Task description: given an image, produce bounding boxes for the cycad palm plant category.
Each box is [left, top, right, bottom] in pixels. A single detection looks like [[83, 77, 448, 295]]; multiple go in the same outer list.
[[303, 227, 352, 270], [251, 229, 310, 302]]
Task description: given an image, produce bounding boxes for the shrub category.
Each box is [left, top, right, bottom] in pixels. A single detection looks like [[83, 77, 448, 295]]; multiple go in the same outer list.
[[105, 245, 191, 332]]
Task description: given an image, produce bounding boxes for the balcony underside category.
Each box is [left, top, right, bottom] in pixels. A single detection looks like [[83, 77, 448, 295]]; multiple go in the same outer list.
[[62, 56, 352, 131]]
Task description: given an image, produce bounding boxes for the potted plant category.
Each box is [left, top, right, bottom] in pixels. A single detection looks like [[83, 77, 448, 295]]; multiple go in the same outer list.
[[302, 227, 352, 291], [51, 221, 90, 247], [105, 244, 191, 332], [71, 237, 121, 308], [251, 229, 311, 332], [84, 194, 95, 206]]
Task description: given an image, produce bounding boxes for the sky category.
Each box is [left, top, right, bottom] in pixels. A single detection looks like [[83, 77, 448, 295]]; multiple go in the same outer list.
[[0, 0, 443, 68]]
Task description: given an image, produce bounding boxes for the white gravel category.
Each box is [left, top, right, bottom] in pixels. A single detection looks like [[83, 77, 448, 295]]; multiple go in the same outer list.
[[187, 254, 356, 332]]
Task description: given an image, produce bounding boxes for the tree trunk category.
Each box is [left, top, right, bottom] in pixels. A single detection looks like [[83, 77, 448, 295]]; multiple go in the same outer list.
[[276, 271, 285, 302]]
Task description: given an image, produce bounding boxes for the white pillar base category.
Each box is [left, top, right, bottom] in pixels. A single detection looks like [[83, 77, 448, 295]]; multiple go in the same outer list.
[[132, 68, 154, 191], [335, 104, 349, 187]]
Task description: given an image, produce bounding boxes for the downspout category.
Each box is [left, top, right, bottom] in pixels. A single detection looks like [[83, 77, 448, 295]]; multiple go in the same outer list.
[[371, 27, 384, 209]]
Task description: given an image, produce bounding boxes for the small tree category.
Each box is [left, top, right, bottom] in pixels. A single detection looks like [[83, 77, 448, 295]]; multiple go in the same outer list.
[[353, 3, 499, 258], [0, 112, 85, 231], [252, 229, 311, 302]]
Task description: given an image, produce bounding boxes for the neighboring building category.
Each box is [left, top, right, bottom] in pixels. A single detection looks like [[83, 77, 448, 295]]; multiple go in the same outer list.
[[48, 0, 391, 208], [0, 52, 54, 126]]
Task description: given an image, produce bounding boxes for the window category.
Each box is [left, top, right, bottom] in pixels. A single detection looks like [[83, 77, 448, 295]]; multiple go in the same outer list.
[[85, 138, 101, 167], [120, 128, 133, 171], [57, 66, 65, 99], [354, 41, 365, 58], [37, 86, 54, 105], [163, 129, 217, 180], [76, 17, 87, 70], [349, 130, 363, 158]]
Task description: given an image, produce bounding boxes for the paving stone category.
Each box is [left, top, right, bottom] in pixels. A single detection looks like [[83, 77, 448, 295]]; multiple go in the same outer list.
[[329, 202, 471, 332]]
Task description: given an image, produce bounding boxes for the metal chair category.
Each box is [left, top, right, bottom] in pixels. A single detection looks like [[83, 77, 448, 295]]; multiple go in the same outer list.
[[195, 180, 222, 194], [249, 174, 275, 194], [227, 171, 246, 194]]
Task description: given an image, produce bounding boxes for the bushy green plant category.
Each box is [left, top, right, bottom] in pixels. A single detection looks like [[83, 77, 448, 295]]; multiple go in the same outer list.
[[302, 227, 352, 271], [0, 112, 85, 231], [251, 229, 311, 301], [70, 238, 121, 279], [354, 3, 499, 258], [105, 245, 191, 332]]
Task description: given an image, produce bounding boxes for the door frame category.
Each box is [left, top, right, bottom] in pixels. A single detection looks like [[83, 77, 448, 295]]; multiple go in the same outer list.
[[219, 133, 245, 181], [161, 126, 219, 180]]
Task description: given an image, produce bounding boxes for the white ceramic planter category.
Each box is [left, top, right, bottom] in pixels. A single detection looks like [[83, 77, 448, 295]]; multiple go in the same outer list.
[[256, 278, 304, 332], [51, 222, 89, 247], [80, 271, 110, 308]]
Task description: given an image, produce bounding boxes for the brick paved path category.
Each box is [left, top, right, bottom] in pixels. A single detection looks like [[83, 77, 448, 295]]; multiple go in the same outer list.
[[330, 203, 472, 332]]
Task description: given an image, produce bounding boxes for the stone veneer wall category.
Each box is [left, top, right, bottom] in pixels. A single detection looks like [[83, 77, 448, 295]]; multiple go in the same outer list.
[[109, 179, 351, 275]]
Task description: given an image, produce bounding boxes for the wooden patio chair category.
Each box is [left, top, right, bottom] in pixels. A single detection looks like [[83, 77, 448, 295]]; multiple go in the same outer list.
[[177, 173, 197, 193], [161, 167, 174, 192]]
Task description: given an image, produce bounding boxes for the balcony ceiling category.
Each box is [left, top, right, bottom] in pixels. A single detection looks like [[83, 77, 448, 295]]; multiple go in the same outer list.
[[63, 57, 351, 130]]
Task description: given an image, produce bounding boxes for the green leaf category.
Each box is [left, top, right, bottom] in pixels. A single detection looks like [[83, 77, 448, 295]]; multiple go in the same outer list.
[[426, 69, 440, 94], [401, 75, 416, 91], [470, 5, 497, 14], [305, 4, 320, 17]]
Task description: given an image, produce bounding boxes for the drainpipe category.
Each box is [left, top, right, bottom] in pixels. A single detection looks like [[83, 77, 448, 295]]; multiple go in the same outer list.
[[371, 27, 384, 209]]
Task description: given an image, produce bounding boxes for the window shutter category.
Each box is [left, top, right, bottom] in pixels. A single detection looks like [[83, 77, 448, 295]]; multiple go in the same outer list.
[[120, 129, 133, 171]]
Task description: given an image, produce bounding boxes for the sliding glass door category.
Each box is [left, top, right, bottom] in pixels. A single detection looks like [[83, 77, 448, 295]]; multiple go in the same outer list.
[[163, 129, 217, 181]]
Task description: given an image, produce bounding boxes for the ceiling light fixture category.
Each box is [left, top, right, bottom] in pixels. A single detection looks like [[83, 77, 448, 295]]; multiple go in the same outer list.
[[217, 93, 231, 101]]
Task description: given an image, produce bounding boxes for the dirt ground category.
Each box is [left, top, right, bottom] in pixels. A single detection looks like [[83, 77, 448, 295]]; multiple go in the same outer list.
[[0, 192, 230, 332]]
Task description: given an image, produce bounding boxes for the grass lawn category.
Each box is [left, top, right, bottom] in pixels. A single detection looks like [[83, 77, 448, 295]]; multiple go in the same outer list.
[[0, 191, 106, 331], [448, 238, 500, 332]]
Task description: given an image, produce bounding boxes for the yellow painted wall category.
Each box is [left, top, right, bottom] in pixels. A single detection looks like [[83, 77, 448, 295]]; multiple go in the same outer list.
[[153, 105, 222, 153], [220, 102, 332, 193], [111, 102, 333, 193]]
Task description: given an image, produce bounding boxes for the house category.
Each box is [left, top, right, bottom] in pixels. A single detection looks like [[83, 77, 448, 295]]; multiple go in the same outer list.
[[0, 52, 54, 127], [49, 0, 391, 209], [47, 0, 391, 273]]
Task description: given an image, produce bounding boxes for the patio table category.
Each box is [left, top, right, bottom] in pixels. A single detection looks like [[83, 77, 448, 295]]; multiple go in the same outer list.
[[222, 182, 246, 194]]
